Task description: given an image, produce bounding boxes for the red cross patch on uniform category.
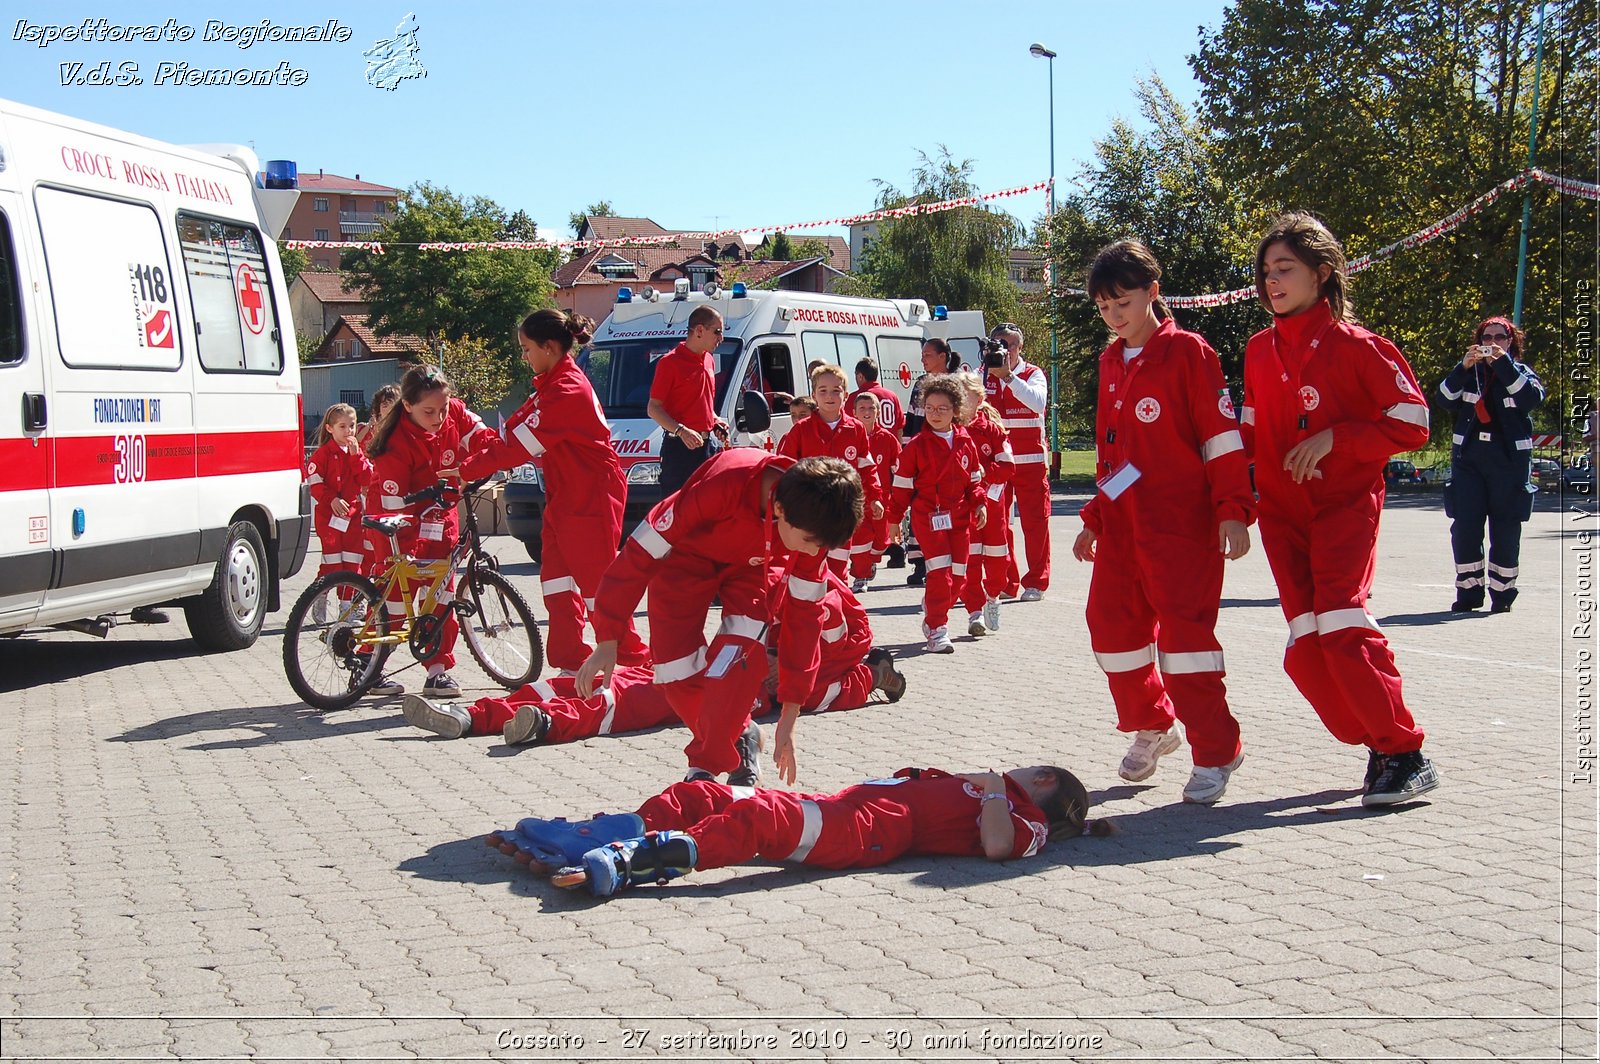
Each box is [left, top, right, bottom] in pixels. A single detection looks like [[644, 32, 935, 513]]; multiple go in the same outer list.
[[1218, 393, 1236, 419], [1135, 397, 1162, 423], [441, 450, 455, 466], [382, 479, 399, 496], [307, 462, 317, 475], [1299, 386, 1321, 411], [527, 410, 541, 429], [844, 446, 857, 460], [1394, 371, 1412, 394], [654, 507, 674, 532]]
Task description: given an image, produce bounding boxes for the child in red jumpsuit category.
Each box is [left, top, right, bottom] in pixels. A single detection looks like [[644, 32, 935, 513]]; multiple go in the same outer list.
[[453, 310, 648, 673], [956, 372, 1014, 638], [1242, 212, 1439, 807], [778, 364, 882, 579], [365, 365, 491, 695], [577, 452, 862, 787], [488, 764, 1110, 897], [888, 374, 986, 654], [305, 403, 372, 598], [399, 577, 906, 741], [847, 392, 902, 593], [1074, 240, 1257, 806]]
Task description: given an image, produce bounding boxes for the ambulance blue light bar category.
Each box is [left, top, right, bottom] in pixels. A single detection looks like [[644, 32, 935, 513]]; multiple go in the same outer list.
[[933, 305, 949, 320], [732, 282, 748, 298], [616, 287, 633, 303]]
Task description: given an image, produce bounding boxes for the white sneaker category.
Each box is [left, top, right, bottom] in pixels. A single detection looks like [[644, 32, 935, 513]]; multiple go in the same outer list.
[[310, 597, 329, 624], [1119, 727, 1182, 782], [851, 577, 868, 594], [926, 626, 954, 654], [967, 612, 988, 637], [1020, 588, 1045, 603], [983, 597, 1001, 632], [1183, 751, 1245, 805], [401, 694, 471, 738]]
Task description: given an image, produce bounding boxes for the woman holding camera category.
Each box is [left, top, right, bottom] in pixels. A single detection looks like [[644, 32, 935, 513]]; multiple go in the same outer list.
[[1438, 316, 1546, 613]]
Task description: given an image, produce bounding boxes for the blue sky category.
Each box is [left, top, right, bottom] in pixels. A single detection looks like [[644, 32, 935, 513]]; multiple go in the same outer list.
[[2, 1, 1231, 240]]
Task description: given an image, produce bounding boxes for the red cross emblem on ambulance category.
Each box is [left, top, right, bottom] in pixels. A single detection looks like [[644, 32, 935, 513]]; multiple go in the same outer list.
[[1299, 386, 1321, 411], [1134, 397, 1162, 423], [898, 363, 911, 386], [235, 263, 265, 335]]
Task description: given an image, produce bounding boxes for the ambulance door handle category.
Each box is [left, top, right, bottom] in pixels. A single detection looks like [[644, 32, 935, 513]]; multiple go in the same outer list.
[[22, 392, 46, 432]]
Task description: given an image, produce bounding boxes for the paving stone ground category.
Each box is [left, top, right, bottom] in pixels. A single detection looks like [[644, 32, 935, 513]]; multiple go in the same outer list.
[[3, 487, 1596, 1063]]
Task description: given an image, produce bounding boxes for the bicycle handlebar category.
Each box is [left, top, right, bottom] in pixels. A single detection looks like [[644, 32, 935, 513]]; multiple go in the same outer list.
[[401, 477, 496, 507]]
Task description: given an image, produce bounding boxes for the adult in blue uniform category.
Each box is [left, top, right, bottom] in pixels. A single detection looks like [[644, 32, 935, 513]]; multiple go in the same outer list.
[[1438, 316, 1545, 613]]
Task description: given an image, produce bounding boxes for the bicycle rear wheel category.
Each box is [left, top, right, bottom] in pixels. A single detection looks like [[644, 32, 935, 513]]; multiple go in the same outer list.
[[283, 572, 393, 710], [457, 567, 542, 689]]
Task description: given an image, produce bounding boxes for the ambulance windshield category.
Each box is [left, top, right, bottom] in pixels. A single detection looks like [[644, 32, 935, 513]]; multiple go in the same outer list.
[[576, 338, 743, 419]]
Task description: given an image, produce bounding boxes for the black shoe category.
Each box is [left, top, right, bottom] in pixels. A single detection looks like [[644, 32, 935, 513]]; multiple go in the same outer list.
[[1363, 749, 1385, 793], [907, 560, 926, 588], [1490, 600, 1514, 614], [502, 705, 550, 746], [1362, 751, 1439, 807], [885, 544, 906, 569], [1450, 599, 1480, 612], [726, 719, 763, 787], [865, 648, 907, 703]]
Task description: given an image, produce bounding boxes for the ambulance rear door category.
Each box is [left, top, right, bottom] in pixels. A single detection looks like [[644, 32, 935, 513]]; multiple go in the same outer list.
[[0, 174, 50, 629]]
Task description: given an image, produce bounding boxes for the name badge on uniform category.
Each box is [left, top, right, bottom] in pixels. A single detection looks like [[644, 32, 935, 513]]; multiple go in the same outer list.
[[328, 514, 350, 533], [419, 519, 444, 541], [1479, 431, 1492, 442], [930, 510, 953, 532], [1097, 461, 1142, 500]]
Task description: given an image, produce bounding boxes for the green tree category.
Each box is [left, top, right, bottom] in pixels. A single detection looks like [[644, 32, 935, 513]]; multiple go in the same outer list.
[[279, 244, 309, 285], [438, 334, 516, 412], [341, 183, 555, 376], [501, 209, 540, 242], [759, 231, 795, 260], [1191, 0, 1596, 433], [794, 237, 832, 263], [568, 200, 615, 237], [1041, 75, 1261, 430], [844, 146, 1025, 330]]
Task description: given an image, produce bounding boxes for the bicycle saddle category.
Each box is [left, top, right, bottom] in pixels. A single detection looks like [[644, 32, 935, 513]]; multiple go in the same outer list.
[[362, 515, 410, 534]]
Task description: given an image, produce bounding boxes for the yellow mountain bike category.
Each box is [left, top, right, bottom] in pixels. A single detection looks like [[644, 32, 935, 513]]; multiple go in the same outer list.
[[283, 477, 543, 710]]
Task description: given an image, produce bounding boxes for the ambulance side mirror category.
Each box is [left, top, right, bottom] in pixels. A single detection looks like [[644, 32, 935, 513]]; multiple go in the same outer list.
[[736, 390, 771, 434]]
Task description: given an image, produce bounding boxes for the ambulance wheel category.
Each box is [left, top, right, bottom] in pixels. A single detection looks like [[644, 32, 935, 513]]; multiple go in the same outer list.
[[457, 567, 542, 689], [517, 535, 543, 567], [283, 572, 393, 711], [186, 521, 267, 652]]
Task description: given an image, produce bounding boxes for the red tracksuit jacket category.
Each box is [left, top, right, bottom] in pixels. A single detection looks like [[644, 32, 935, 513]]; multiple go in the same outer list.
[[368, 397, 488, 557], [966, 410, 1014, 502], [1241, 301, 1430, 519], [306, 438, 372, 519], [777, 412, 882, 511], [865, 425, 902, 500], [1080, 318, 1256, 538], [459, 355, 624, 518], [592, 449, 828, 705], [887, 428, 985, 525]]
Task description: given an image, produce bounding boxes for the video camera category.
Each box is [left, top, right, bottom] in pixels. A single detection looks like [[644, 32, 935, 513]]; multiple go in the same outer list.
[[979, 336, 1008, 370]]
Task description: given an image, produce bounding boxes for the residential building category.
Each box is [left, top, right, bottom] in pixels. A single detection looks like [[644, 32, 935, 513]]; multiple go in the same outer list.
[[1009, 248, 1046, 293], [280, 171, 401, 271], [287, 270, 370, 349]]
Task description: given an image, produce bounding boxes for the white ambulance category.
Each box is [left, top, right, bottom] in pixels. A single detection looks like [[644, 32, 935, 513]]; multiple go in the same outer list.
[[0, 98, 308, 650], [506, 283, 933, 559]]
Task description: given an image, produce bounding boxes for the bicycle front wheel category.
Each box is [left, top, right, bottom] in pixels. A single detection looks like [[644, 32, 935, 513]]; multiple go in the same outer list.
[[457, 567, 542, 689], [283, 572, 393, 710]]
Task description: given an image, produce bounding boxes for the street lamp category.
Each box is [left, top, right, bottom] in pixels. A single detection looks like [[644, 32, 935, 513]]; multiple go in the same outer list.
[[1029, 42, 1059, 475]]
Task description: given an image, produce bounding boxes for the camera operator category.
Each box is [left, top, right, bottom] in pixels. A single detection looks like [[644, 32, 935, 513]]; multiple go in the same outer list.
[[984, 323, 1051, 601], [1437, 316, 1545, 613]]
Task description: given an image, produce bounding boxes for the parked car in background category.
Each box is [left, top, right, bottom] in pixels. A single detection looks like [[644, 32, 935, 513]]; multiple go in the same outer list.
[[1530, 456, 1563, 488], [1384, 459, 1425, 489], [1418, 462, 1449, 485]]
